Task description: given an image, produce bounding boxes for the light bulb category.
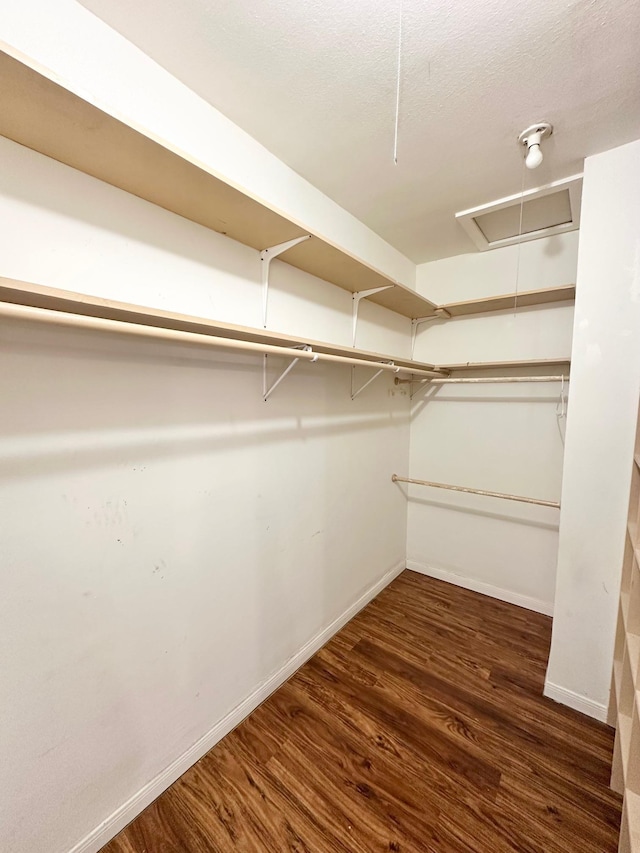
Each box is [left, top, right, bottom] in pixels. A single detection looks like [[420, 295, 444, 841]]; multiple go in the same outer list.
[[525, 142, 543, 169]]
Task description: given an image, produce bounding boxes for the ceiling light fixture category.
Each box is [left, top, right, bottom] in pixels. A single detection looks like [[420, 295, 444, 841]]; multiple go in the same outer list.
[[518, 122, 553, 169]]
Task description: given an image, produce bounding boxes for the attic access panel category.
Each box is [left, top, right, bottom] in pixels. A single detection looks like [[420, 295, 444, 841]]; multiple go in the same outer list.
[[456, 175, 583, 251]]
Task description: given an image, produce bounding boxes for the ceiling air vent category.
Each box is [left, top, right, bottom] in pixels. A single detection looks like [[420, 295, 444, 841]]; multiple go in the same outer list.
[[456, 175, 582, 251]]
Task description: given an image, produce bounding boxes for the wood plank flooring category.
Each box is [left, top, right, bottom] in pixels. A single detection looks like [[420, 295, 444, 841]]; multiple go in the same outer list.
[[102, 571, 621, 852]]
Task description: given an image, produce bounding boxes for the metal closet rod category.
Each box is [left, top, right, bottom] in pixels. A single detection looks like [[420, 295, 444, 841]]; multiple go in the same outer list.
[[391, 474, 560, 509], [0, 301, 444, 379], [395, 375, 568, 385]]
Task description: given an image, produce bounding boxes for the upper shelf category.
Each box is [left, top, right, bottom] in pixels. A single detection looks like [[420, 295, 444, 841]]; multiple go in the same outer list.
[[439, 357, 571, 375], [440, 285, 576, 318], [0, 277, 443, 375], [0, 50, 578, 324], [0, 48, 435, 321]]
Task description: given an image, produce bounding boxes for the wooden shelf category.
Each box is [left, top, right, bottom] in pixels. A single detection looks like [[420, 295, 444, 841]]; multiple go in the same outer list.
[[0, 50, 580, 327], [0, 276, 444, 375], [2, 279, 581, 383], [0, 48, 438, 321], [620, 711, 632, 781], [612, 398, 640, 852], [626, 791, 640, 850], [615, 656, 624, 704], [628, 633, 640, 686], [440, 285, 576, 318], [436, 357, 571, 375]]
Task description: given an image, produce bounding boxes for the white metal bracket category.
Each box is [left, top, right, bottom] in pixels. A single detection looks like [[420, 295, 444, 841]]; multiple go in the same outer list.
[[410, 308, 451, 356], [263, 345, 317, 402], [351, 361, 399, 401], [261, 235, 311, 328], [352, 286, 394, 347]]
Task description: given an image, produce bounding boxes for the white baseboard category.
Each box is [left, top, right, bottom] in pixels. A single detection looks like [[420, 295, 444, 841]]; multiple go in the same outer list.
[[543, 680, 609, 723], [406, 560, 554, 617], [406, 561, 608, 724], [69, 560, 404, 853]]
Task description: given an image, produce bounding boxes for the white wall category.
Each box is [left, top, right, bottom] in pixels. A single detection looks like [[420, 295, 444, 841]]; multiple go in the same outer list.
[[0, 0, 415, 289], [0, 137, 411, 853], [407, 233, 577, 613], [545, 139, 640, 722]]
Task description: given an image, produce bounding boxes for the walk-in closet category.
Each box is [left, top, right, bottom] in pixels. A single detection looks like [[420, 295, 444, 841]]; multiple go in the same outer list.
[[2, 2, 640, 851]]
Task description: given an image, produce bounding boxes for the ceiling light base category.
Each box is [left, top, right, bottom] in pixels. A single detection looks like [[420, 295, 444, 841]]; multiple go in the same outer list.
[[518, 122, 553, 148]]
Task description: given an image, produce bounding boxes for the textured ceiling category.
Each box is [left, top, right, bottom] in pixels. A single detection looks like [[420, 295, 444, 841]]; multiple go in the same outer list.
[[80, 0, 640, 262]]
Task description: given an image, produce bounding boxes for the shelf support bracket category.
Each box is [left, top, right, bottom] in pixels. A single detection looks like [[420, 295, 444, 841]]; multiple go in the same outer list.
[[351, 361, 399, 401], [352, 286, 394, 347], [411, 308, 451, 356], [261, 235, 311, 328], [263, 345, 317, 402]]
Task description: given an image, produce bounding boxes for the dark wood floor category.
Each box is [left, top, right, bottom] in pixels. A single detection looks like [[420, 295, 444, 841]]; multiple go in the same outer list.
[[102, 571, 621, 852]]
